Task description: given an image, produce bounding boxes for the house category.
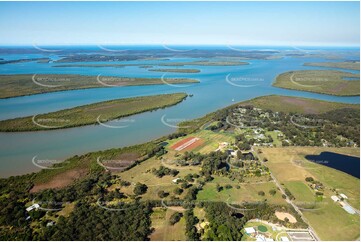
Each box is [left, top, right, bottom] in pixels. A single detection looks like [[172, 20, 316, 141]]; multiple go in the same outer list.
[[340, 193, 348, 200], [26, 203, 40, 212], [280, 236, 290, 241], [245, 227, 256, 234], [331, 195, 340, 202], [172, 178, 181, 184]]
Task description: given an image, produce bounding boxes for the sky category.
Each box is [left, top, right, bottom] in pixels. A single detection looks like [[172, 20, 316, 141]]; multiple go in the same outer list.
[[0, 1, 359, 46]]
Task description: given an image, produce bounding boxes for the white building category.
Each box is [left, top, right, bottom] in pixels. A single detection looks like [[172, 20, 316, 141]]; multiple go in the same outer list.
[[172, 178, 181, 184], [280, 236, 290, 241], [245, 227, 256, 234], [331, 195, 340, 202], [26, 203, 40, 212], [340, 193, 348, 200]]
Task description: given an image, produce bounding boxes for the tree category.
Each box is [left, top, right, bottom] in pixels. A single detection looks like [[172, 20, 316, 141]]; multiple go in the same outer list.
[[157, 190, 169, 198], [258, 191, 265, 196], [174, 188, 183, 195], [305, 177, 314, 182], [169, 212, 182, 225], [133, 183, 148, 195], [269, 189, 277, 196]]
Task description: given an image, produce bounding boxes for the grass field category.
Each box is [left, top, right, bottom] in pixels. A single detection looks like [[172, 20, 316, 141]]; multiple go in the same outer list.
[[197, 176, 286, 205], [0, 93, 187, 131], [273, 70, 360, 96], [304, 61, 360, 70], [241, 95, 359, 114], [0, 74, 198, 98], [261, 147, 360, 241], [149, 208, 186, 241]]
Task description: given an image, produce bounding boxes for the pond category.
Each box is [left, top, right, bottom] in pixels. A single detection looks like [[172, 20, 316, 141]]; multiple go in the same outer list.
[[305, 152, 360, 178]]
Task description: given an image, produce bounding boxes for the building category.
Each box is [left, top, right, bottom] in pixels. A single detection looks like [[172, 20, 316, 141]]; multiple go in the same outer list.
[[172, 178, 181, 184], [245, 227, 256, 234], [331, 195, 340, 202], [340, 193, 348, 200], [26, 203, 40, 212], [280, 236, 290, 241]]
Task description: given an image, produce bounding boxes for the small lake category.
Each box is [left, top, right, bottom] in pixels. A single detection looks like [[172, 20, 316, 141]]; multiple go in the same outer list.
[[305, 152, 360, 178]]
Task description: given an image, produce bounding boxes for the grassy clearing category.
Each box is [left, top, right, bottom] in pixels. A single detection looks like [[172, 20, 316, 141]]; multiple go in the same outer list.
[[0, 74, 198, 98], [283, 181, 316, 203], [273, 70, 360, 96], [261, 147, 360, 241], [0, 93, 187, 131], [197, 175, 286, 205], [149, 208, 186, 241], [304, 61, 360, 70]]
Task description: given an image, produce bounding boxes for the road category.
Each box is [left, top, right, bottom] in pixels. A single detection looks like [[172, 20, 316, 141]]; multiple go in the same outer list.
[[268, 172, 321, 241]]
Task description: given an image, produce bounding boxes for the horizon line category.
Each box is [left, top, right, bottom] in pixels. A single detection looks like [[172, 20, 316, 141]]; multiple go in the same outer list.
[[0, 43, 359, 48]]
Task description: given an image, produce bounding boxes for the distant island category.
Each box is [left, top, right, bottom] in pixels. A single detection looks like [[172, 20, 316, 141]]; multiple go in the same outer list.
[[304, 61, 360, 70], [0, 74, 198, 99]]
